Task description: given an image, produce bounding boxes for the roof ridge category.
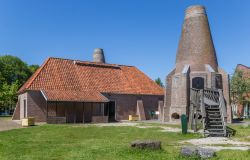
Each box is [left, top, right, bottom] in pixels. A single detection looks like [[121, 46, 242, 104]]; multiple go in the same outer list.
[[237, 64, 250, 69], [49, 56, 134, 67]]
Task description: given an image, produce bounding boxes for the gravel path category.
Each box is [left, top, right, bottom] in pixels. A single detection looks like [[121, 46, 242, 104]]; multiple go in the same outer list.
[[183, 137, 250, 146], [0, 119, 22, 131], [181, 137, 250, 151]]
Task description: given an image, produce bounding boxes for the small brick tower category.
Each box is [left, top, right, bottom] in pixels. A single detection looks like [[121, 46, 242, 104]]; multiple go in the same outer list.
[[163, 5, 231, 123], [93, 48, 106, 63]]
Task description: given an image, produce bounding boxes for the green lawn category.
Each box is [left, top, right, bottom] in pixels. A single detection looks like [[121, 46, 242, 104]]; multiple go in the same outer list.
[[0, 123, 249, 160]]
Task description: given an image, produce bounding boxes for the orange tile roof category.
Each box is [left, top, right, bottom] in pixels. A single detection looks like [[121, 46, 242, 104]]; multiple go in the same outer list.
[[19, 57, 164, 102], [42, 89, 109, 102]]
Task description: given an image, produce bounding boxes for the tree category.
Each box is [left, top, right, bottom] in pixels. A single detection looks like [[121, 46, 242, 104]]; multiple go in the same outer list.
[[230, 70, 250, 117], [0, 55, 31, 85], [0, 55, 39, 111], [0, 81, 19, 109], [29, 65, 39, 73], [155, 77, 164, 87]]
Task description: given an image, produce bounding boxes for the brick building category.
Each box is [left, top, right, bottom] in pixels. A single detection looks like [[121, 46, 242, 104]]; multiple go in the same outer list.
[[12, 49, 164, 123], [231, 64, 250, 118], [162, 5, 232, 123]]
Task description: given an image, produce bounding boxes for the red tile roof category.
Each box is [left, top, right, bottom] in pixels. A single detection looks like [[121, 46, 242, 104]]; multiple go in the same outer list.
[[41, 90, 109, 102], [19, 57, 164, 102]]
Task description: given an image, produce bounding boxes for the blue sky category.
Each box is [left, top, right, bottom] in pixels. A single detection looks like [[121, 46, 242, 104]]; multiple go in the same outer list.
[[0, 0, 250, 81]]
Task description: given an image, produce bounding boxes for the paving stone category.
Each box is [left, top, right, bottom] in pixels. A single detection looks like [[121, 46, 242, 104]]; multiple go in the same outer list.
[[197, 147, 216, 159], [180, 146, 198, 156]]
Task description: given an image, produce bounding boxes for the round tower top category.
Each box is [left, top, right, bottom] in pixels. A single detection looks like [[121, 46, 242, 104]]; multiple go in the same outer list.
[[93, 48, 105, 63], [185, 5, 206, 19]]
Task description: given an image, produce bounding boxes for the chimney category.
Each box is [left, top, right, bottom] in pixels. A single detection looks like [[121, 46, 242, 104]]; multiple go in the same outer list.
[[93, 48, 105, 63], [175, 5, 218, 72]]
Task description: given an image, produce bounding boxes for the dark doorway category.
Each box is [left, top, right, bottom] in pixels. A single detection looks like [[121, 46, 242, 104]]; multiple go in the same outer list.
[[75, 103, 84, 123], [192, 77, 205, 90], [104, 101, 116, 122], [84, 103, 92, 123], [66, 103, 75, 123]]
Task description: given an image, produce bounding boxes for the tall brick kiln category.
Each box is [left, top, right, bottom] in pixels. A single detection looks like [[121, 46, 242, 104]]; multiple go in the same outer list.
[[163, 5, 232, 123]]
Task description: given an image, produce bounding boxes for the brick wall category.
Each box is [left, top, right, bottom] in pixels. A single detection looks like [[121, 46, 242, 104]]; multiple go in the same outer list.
[[27, 91, 47, 122], [12, 98, 20, 120], [163, 69, 175, 122], [106, 94, 163, 121], [218, 67, 232, 123]]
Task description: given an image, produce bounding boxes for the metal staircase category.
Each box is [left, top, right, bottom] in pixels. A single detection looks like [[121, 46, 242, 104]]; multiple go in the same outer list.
[[190, 88, 227, 137]]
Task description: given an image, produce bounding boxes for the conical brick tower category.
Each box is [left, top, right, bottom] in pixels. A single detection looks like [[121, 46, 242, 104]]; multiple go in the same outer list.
[[163, 5, 231, 123]]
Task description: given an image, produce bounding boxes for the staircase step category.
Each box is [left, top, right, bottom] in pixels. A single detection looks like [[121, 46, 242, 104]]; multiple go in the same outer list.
[[206, 127, 224, 130], [208, 114, 221, 116], [207, 109, 220, 112], [208, 125, 223, 127], [207, 105, 219, 108], [207, 108, 220, 110], [208, 112, 220, 114], [208, 121, 222, 124], [208, 117, 221, 119], [208, 115, 221, 117], [207, 129, 224, 131], [206, 125, 224, 128], [206, 133, 226, 137], [204, 132, 225, 135]]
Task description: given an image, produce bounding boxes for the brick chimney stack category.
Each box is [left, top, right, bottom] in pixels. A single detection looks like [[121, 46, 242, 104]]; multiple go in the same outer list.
[[93, 48, 105, 63], [176, 5, 218, 73], [163, 5, 231, 123]]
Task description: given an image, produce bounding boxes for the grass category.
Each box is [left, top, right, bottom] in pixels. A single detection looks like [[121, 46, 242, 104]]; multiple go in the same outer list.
[[228, 124, 250, 142], [243, 118, 250, 122], [0, 122, 249, 160]]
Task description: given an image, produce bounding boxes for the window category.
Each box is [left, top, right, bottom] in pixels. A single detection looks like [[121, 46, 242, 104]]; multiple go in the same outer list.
[[215, 74, 223, 89], [192, 77, 204, 90]]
